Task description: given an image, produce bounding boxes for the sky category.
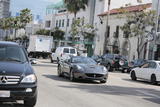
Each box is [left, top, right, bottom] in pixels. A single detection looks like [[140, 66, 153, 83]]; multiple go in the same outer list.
[[10, 0, 61, 18], [11, 0, 152, 19]]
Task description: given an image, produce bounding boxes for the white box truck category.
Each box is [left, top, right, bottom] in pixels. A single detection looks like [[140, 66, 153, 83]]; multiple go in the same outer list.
[[28, 35, 53, 58]]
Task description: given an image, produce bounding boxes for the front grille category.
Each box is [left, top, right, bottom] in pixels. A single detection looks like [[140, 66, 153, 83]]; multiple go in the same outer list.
[[85, 73, 104, 78], [0, 76, 20, 85]]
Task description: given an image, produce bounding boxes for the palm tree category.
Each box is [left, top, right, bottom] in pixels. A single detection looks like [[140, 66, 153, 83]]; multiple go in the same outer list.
[[0, 18, 13, 40], [64, 0, 88, 18], [19, 8, 32, 29]]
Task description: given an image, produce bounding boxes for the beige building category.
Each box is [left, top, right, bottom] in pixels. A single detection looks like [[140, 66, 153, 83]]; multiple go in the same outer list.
[[94, 3, 152, 60]]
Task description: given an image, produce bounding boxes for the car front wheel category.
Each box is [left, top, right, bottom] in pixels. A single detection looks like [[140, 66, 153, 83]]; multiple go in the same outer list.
[[58, 65, 62, 77], [70, 70, 75, 81]]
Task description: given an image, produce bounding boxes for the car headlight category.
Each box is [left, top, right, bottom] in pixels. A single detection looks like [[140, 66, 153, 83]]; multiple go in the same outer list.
[[77, 65, 83, 70], [103, 67, 107, 72], [21, 74, 37, 83]]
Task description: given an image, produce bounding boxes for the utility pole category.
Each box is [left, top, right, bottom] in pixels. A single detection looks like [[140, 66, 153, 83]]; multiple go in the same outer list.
[[103, 0, 111, 54], [65, 12, 69, 46], [152, 0, 160, 60]]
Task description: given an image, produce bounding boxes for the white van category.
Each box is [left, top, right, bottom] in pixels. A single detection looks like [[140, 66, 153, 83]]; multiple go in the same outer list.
[[51, 47, 77, 63]]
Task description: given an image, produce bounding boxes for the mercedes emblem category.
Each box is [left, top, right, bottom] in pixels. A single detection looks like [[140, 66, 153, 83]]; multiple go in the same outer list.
[[1, 76, 8, 83]]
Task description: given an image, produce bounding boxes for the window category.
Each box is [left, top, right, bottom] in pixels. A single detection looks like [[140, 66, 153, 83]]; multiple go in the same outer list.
[[106, 26, 110, 37], [59, 20, 61, 27], [115, 26, 119, 38], [63, 48, 69, 53], [0, 46, 27, 63], [62, 19, 65, 27], [56, 20, 58, 27], [149, 62, 157, 69], [45, 20, 51, 28], [141, 63, 149, 68], [67, 19, 70, 27], [70, 49, 76, 54]]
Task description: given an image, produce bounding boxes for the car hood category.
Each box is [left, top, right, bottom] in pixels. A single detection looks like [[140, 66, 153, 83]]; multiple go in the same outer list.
[[74, 63, 107, 74], [0, 62, 33, 76]]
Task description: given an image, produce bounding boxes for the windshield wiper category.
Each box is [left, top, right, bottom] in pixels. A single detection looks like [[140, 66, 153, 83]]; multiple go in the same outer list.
[[6, 58, 22, 62]]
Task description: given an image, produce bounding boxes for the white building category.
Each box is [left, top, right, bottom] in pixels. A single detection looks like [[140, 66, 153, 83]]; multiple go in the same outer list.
[[44, 0, 106, 54], [0, 0, 11, 40], [95, 3, 152, 60]]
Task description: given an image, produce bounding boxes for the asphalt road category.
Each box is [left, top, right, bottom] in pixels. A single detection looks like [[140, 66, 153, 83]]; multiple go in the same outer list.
[[0, 59, 160, 107]]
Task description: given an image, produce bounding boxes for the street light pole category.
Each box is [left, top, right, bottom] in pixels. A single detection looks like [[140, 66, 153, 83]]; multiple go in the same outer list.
[[103, 0, 111, 54], [152, 0, 160, 60]]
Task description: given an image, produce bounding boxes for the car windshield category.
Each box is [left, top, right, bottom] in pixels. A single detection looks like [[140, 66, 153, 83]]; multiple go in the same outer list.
[[0, 46, 27, 63], [72, 57, 97, 64]]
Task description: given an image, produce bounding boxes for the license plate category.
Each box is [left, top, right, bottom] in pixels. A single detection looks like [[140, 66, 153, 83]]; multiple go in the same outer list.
[[0, 91, 10, 98]]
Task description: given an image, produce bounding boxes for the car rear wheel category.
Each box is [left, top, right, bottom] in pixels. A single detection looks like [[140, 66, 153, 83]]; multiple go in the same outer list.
[[24, 94, 37, 107], [70, 70, 75, 81], [131, 71, 137, 81], [58, 65, 62, 77], [151, 74, 157, 85]]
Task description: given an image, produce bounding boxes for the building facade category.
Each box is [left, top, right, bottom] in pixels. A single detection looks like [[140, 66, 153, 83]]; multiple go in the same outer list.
[[95, 3, 152, 60], [44, 0, 106, 54], [0, 0, 10, 40], [0, 0, 10, 18]]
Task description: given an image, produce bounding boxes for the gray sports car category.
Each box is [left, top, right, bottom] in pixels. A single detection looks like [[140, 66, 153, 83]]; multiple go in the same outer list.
[[57, 56, 108, 83]]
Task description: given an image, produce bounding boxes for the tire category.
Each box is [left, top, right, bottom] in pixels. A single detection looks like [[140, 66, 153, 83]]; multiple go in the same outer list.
[[100, 79, 106, 83], [107, 64, 112, 72], [151, 74, 157, 85], [131, 71, 137, 81], [70, 70, 75, 82], [51, 58, 53, 63], [57, 65, 62, 77], [24, 94, 37, 107]]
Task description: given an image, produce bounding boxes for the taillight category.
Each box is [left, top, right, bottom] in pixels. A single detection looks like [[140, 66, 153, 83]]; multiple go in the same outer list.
[[112, 61, 115, 64]]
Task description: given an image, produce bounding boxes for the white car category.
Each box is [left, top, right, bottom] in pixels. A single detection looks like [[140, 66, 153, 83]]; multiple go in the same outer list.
[[130, 60, 160, 85], [51, 47, 77, 63]]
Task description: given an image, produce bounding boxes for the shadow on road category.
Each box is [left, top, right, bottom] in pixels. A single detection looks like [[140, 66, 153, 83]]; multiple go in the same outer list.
[[122, 78, 160, 86], [43, 74, 100, 84], [58, 84, 160, 104]]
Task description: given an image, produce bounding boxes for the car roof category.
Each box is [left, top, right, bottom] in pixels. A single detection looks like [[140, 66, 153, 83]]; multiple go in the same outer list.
[[0, 41, 19, 46], [57, 46, 75, 49]]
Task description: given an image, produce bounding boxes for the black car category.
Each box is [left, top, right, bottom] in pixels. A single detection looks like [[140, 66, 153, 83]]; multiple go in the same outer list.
[[100, 54, 120, 71], [57, 56, 108, 83], [0, 42, 37, 106], [100, 54, 130, 72]]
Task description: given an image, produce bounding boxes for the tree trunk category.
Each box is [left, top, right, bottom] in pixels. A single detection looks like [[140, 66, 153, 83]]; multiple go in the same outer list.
[[137, 37, 140, 59]]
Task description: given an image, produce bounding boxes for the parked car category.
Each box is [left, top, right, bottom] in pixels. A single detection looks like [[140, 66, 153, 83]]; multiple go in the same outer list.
[[130, 60, 160, 85], [118, 56, 130, 73], [57, 56, 108, 83], [91, 55, 102, 63], [52, 47, 77, 63], [100, 54, 129, 72], [128, 59, 148, 69], [0, 41, 37, 106], [50, 52, 55, 63]]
